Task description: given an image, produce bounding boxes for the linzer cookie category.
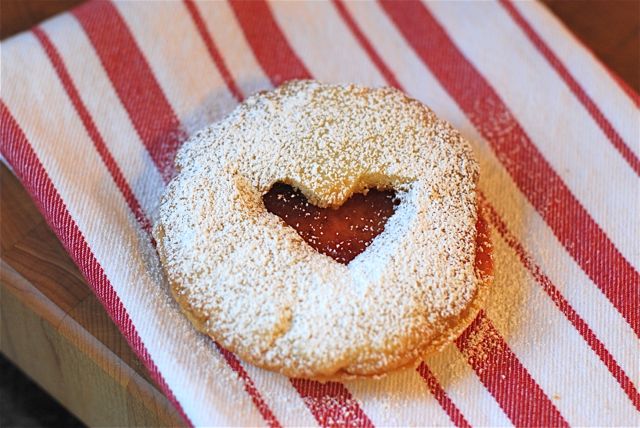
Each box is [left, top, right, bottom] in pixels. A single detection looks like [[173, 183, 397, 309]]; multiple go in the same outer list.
[[153, 80, 491, 379]]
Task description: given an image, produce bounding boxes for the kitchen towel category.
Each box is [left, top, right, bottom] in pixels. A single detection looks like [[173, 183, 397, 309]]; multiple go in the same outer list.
[[2, 1, 638, 426]]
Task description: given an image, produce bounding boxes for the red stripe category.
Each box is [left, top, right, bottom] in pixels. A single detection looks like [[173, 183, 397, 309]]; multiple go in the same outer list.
[[0, 102, 193, 428], [456, 312, 568, 427], [32, 27, 152, 235], [290, 379, 374, 428], [416, 363, 471, 428], [380, 0, 640, 338], [215, 344, 282, 428], [70, 3, 283, 424], [479, 193, 640, 411], [183, 0, 244, 102], [331, 0, 402, 89], [229, 0, 311, 84], [72, 1, 184, 182], [500, 0, 640, 176]]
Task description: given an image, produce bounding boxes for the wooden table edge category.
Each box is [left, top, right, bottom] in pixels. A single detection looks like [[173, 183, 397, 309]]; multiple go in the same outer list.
[[1, 259, 183, 427]]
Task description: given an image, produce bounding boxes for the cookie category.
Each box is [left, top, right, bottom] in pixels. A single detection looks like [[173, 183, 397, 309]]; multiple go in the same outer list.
[[153, 80, 489, 379]]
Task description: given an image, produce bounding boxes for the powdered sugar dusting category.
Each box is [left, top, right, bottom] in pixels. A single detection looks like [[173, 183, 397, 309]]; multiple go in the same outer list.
[[153, 81, 481, 379]]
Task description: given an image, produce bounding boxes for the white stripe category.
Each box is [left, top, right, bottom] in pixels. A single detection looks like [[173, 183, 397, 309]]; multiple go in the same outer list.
[[114, 1, 237, 134], [343, 0, 638, 380], [41, 14, 163, 217], [486, 228, 638, 425], [513, 1, 640, 158], [192, 0, 272, 98], [1, 32, 265, 427], [425, 346, 513, 427], [427, 1, 640, 271], [269, 0, 386, 87]]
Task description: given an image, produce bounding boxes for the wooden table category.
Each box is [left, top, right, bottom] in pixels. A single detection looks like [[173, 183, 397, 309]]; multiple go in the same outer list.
[[1, 1, 638, 426]]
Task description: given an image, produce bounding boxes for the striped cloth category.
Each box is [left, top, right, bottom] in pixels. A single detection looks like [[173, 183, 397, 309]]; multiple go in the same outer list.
[[2, 1, 638, 426]]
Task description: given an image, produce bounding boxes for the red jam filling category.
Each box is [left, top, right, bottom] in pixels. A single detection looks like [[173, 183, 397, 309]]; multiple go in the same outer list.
[[263, 183, 398, 264], [475, 212, 493, 279], [263, 182, 492, 277]]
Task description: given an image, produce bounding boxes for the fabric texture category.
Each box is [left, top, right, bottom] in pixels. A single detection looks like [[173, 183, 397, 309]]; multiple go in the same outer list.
[[1, 1, 638, 426]]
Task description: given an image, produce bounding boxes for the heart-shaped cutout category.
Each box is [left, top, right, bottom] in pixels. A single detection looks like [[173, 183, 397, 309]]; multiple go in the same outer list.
[[263, 183, 399, 264]]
